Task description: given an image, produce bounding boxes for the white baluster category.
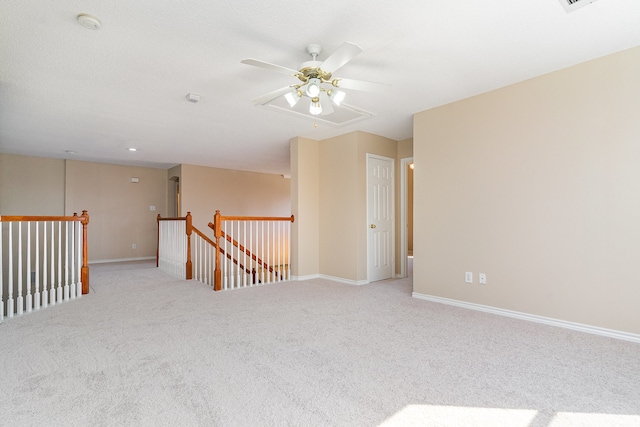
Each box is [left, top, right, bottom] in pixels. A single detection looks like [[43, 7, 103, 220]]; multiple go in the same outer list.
[[260, 221, 264, 284], [250, 221, 254, 285], [194, 234, 198, 281], [265, 221, 270, 284], [26, 222, 32, 312], [222, 222, 228, 290], [77, 220, 82, 298], [237, 221, 242, 287], [17, 222, 24, 315], [7, 222, 14, 318], [277, 221, 282, 282], [49, 221, 56, 305], [242, 221, 246, 287], [63, 221, 69, 301], [42, 222, 48, 308], [34, 222, 40, 310], [57, 221, 62, 303], [70, 220, 76, 300], [271, 221, 276, 283], [287, 222, 291, 281]]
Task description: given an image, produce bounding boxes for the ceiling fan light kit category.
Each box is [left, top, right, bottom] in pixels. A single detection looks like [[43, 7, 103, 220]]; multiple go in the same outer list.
[[241, 42, 388, 123], [309, 98, 322, 115], [328, 89, 345, 106], [284, 90, 302, 107]]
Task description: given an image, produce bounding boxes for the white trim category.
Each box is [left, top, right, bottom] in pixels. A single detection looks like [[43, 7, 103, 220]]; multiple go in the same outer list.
[[319, 274, 368, 286], [412, 292, 640, 344], [89, 256, 155, 264], [399, 156, 413, 278], [292, 274, 321, 281], [293, 273, 369, 285]]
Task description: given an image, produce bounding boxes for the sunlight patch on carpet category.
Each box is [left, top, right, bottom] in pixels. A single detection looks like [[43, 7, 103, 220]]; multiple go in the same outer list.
[[379, 404, 536, 426]]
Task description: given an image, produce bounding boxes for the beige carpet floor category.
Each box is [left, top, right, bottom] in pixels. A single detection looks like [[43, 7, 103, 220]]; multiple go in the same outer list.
[[0, 260, 638, 426]]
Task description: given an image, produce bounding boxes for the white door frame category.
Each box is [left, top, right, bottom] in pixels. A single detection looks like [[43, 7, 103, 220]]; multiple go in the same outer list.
[[366, 153, 395, 282], [400, 157, 413, 278]]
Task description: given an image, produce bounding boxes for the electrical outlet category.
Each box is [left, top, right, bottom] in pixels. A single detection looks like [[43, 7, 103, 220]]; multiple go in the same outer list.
[[132, 243, 137, 249], [465, 272, 473, 283], [479, 273, 487, 285]]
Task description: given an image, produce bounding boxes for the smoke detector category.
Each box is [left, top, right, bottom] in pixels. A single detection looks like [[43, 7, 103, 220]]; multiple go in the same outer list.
[[186, 93, 200, 103], [559, 0, 599, 13], [77, 13, 101, 30]]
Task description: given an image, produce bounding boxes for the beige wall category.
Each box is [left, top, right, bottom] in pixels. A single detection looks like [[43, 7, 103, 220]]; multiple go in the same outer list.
[[2, 155, 290, 263], [413, 46, 640, 334], [319, 132, 360, 280], [0, 154, 65, 215], [180, 164, 291, 235], [292, 131, 398, 282], [65, 160, 168, 262], [290, 137, 320, 278]]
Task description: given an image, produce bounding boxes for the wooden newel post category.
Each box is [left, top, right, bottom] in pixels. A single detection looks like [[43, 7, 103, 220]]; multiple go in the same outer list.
[[185, 212, 193, 280], [81, 210, 90, 294], [214, 210, 222, 291]]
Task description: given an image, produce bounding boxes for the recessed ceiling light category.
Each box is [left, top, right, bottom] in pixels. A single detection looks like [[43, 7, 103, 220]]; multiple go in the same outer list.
[[128, 148, 137, 152], [65, 150, 76, 154], [77, 13, 101, 30]]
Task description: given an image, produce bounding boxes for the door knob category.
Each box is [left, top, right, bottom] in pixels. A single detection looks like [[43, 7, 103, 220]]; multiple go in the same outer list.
[[370, 224, 376, 229]]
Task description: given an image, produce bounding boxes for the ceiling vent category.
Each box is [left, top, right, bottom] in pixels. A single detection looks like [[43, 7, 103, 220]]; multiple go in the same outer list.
[[559, 0, 600, 13]]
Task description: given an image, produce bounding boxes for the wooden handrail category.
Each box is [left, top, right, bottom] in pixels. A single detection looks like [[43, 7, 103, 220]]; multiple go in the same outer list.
[[1, 214, 88, 222], [1, 211, 90, 294], [216, 214, 295, 222]]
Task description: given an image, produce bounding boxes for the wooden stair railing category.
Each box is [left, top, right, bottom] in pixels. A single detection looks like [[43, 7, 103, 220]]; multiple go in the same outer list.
[[191, 227, 254, 278], [208, 227, 284, 282], [157, 211, 295, 292], [1, 211, 90, 320], [211, 210, 295, 291]]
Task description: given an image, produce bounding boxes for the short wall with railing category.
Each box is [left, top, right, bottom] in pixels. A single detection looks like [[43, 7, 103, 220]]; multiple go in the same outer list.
[[157, 215, 190, 280], [1, 212, 90, 321], [157, 211, 294, 291]]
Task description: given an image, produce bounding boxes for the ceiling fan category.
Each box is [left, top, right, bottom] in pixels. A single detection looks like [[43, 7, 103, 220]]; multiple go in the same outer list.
[[241, 42, 388, 117]]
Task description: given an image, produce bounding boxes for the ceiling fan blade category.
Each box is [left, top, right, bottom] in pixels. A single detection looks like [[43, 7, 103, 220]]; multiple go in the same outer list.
[[319, 42, 362, 73], [251, 85, 293, 105], [241, 59, 301, 77], [333, 77, 390, 94], [320, 92, 334, 116]]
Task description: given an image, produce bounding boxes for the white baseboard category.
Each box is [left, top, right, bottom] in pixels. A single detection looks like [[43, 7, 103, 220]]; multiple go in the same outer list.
[[412, 292, 640, 344], [292, 274, 368, 286], [89, 257, 155, 265], [319, 274, 368, 286], [292, 274, 321, 281]]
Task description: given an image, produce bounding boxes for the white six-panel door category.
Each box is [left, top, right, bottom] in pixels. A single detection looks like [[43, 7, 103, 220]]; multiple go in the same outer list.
[[367, 154, 394, 282]]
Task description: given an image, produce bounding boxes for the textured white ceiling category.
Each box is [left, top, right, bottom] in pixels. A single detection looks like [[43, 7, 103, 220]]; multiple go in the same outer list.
[[1, 0, 639, 174]]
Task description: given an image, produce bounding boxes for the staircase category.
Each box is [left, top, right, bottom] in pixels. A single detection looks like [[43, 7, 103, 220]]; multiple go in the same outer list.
[[157, 211, 294, 290]]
